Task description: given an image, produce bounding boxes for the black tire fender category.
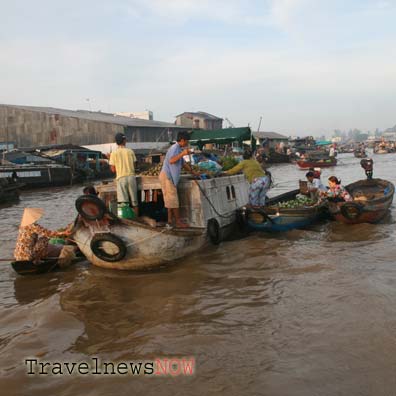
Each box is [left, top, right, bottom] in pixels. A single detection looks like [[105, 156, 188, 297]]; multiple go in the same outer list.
[[90, 232, 127, 262], [236, 209, 248, 232], [340, 202, 363, 220], [207, 218, 221, 245], [75, 195, 106, 221]]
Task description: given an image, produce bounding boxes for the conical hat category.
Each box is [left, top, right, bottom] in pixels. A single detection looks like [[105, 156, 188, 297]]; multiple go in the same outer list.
[[20, 208, 44, 227]]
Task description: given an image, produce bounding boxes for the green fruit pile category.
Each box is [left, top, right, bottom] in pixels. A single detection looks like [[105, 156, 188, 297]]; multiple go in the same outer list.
[[220, 156, 239, 171], [277, 196, 315, 209], [140, 163, 162, 176]]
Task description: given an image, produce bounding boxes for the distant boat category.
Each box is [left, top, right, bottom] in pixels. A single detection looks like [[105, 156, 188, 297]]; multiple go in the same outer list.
[[0, 164, 74, 188], [296, 157, 337, 169], [354, 150, 367, 158], [264, 151, 291, 164]]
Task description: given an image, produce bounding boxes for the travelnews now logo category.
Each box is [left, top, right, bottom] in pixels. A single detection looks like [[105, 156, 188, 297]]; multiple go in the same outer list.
[[25, 357, 195, 377]]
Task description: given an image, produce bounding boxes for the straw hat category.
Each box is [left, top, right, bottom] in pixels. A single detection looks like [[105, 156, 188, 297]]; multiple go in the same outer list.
[[20, 208, 44, 227]]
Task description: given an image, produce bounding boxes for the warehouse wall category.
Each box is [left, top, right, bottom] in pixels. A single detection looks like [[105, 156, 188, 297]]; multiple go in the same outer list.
[[0, 106, 177, 148]]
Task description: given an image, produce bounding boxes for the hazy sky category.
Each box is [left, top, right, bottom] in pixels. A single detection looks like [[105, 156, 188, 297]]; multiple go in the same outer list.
[[1, 0, 396, 136]]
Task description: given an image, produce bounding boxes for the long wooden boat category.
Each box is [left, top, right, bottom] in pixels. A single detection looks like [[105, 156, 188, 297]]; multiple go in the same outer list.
[[237, 189, 326, 232], [0, 164, 74, 188], [265, 151, 290, 164], [326, 178, 394, 224], [72, 174, 249, 270], [296, 157, 337, 169]]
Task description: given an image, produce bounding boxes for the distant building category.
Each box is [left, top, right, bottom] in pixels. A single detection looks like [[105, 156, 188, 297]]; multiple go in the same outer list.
[[175, 111, 223, 130], [383, 132, 396, 141], [0, 104, 187, 148], [115, 111, 153, 120]]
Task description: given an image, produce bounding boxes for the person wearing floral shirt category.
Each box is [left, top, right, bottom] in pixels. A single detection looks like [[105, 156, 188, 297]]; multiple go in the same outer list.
[[323, 176, 352, 202], [14, 208, 71, 262]]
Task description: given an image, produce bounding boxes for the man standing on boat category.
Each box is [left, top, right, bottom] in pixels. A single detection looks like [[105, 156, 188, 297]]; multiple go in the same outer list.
[[159, 131, 195, 228], [109, 133, 139, 217]]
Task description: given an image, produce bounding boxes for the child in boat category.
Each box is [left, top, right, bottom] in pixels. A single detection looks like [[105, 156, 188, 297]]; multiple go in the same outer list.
[[14, 208, 72, 263], [323, 176, 352, 202], [224, 150, 272, 206]]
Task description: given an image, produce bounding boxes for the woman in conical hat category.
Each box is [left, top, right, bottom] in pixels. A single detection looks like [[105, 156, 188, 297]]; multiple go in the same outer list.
[[14, 208, 71, 262]]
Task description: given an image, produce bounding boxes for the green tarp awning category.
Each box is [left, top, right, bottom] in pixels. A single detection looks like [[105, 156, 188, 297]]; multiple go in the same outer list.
[[189, 127, 252, 147]]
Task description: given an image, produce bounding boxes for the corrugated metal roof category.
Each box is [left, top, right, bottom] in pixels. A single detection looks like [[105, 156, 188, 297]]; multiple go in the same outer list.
[[253, 131, 288, 140], [175, 111, 223, 120], [1, 104, 185, 129]]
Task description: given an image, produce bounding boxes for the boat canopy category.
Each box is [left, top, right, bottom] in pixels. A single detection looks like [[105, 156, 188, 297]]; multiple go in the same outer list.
[[315, 140, 332, 146], [189, 127, 252, 148]]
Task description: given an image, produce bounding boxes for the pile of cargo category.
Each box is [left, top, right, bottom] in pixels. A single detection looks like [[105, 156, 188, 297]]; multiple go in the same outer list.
[[277, 196, 315, 209]]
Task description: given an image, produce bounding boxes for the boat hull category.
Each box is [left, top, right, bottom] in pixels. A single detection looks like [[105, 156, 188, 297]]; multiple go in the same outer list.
[[240, 189, 325, 232], [0, 165, 73, 188], [297, 159, 337, 169], [73, 218, 207, 270], [327, 178, 394, 224]]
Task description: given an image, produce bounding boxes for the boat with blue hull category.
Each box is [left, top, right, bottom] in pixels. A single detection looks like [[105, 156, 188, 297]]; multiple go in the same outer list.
[[237, 189, 326, 232]]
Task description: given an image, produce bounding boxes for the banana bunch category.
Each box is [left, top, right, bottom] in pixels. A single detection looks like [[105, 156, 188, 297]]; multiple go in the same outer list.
[[277, 196, 315, 209]]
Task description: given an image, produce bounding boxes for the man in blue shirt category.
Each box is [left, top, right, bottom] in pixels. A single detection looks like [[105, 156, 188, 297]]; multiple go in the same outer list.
[[159, 131, 194, 228]]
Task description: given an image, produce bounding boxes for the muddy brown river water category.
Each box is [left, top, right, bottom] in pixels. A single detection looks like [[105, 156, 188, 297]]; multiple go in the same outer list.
[[1, 152, 396, 396]]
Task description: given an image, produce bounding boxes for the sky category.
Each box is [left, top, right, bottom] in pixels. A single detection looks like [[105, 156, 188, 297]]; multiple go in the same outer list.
[[1, 0, 396, 136]]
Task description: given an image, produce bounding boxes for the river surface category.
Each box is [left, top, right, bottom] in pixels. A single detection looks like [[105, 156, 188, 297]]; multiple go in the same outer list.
[[1, 152, 396, 396]]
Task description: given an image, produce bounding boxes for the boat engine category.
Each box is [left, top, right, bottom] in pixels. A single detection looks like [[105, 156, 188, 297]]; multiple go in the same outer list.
[[360, 159, 373, 180]]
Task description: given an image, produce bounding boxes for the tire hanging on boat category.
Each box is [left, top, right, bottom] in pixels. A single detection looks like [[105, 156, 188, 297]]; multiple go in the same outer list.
[[236, 209, 248, 232], [75, 195, 107, 221], [207, 218, 221, 245], [340, 202, 363, 220], [90, 233, 127, 262]]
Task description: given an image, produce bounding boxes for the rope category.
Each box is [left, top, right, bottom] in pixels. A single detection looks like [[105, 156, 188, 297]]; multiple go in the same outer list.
[[124, 227, 169, 247], [192, 178, 235, 220]]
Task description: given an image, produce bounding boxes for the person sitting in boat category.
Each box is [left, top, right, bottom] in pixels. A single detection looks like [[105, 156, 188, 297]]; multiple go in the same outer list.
[[305, 171, 326, 200], [224, 150, 272, 207], [14, 208, 72, 263], [322, 176, 352, 202]]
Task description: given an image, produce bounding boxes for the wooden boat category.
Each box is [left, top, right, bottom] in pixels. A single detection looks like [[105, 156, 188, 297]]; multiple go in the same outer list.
[[296, 157, 337, 169], [264, 151, 291, 164], [237, 189, 326, 232], [374, 148, 389, 154], [326, 178, 394, 224], [11, 258, 60, 275], [11, 252, 85, 275], [72, 174, 249, 270], [0, 164, 74, 188]]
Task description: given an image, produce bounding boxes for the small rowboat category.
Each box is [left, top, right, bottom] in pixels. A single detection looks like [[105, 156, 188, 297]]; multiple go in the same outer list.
[[354, 150, 367, 158], [237, 189, 326, 232], [11, 258, 60, 275], [326, 178, 394, 224], [11, 255, 85, 275]]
